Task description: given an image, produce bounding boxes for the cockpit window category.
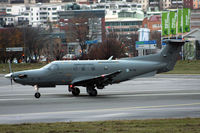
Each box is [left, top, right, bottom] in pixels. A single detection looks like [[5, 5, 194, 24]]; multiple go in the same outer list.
[[48, 64, 59, 71], [42, 63, 52, 69], [18, 74, 28, 79], [42, 63, 59, 71]]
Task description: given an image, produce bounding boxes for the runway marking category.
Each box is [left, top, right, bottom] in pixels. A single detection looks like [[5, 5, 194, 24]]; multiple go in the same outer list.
[[0, 102, 200, 117]]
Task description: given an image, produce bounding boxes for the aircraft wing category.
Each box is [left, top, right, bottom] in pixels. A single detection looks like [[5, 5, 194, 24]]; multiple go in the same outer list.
[[71, 70, 122, 87]]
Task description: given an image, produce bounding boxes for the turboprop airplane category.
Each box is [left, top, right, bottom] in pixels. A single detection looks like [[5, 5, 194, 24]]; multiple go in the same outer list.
[[5, 39, 185, 98]]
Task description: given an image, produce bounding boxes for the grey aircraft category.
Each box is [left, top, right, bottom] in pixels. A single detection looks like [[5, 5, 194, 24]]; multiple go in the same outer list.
[[5, 39, 185, 98]]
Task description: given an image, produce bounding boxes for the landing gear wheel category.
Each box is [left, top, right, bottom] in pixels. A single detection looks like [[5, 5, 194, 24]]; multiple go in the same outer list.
[[87, 86, 97, 96], [89, 89, 97, 96], [72, 87, 80, 96], [35, 92, 41, 99]]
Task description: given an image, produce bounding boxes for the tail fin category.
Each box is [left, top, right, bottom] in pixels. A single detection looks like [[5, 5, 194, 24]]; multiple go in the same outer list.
[[159, 39, 185, 72], [121, 39, 186, 73]]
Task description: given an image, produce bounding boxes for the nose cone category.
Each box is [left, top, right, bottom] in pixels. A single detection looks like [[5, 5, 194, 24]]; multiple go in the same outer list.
[[5, 73, 12, 79]]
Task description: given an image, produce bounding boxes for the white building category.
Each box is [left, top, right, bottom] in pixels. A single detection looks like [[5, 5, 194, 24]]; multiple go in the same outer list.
[[4, 3, 64, 27]]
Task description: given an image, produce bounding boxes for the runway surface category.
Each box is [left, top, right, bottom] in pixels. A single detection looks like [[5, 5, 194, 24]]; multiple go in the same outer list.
[[0, 74, 200, 124]]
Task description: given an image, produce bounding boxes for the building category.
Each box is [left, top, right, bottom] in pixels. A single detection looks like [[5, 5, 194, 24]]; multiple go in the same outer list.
[[0, 14, 18, 27], [4, 3, 63, 27], [191, 9, 200, 30], [58, 9, 105, 56], [171, 0, 183, 8], [162, 0, 171, 9], [136, 0, 148, 11], [149, 0, 162, 10], [142, 15, 161, 31], [184, 0, 200, 9], [105, 10, 144, 35]]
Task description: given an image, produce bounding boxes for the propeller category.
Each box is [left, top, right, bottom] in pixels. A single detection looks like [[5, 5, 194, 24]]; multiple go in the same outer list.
[[8, 60, 13, 86]]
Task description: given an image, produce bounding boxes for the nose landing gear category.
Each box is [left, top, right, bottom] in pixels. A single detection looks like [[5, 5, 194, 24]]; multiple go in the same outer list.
[[34, 85, 41, 99]]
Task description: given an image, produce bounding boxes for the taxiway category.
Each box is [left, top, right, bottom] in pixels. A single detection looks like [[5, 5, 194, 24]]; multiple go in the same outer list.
[[0, 74, 200, 124]]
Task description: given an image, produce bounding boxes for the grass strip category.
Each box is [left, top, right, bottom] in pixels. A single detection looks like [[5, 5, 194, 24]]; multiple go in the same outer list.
[[0, 118, 200, 133]]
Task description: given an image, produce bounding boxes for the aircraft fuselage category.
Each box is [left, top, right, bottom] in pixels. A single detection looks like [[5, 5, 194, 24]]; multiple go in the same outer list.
[[12, 60, 165, 87]]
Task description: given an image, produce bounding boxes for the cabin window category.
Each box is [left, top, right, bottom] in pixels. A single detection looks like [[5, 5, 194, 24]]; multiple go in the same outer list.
[[104, 66, 108, 70], [91, 67, 95, 71], [81, 67, 85, 71], [126, 69, 130, 72], [73, 66, 78, 71]]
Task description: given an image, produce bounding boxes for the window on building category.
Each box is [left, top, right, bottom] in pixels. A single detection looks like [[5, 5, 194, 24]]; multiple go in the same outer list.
[[6, 9, 11, 12]]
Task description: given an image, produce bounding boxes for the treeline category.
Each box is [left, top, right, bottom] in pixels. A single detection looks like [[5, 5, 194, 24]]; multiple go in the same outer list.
[[0, 27, 65, 63]]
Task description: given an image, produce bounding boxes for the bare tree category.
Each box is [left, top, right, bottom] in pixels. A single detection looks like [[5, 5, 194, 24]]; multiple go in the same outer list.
[[21, 27, 52, 63], [0, 28, 23, 63], [150, 31, 161, 49], [65, 18, 89, 59], [130, 33, 139, 57], [42, 37, 66, 61], [87, 32, 127, 59]]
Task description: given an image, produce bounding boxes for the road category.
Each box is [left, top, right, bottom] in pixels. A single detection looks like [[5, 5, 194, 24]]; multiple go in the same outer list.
[[0, 74, 200, 124]]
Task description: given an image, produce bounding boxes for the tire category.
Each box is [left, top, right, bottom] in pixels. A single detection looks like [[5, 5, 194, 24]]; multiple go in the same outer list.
[[34, 92, 41, 99], [89, 89, 97, 96], [72, 87, 80, 96]]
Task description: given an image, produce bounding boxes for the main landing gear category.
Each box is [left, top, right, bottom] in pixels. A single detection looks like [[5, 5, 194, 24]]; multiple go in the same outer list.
[[68, 85, 80, 96], [87, 86, 97, 96], [68, 85, 98, 96], [34, 85, 41, 99]]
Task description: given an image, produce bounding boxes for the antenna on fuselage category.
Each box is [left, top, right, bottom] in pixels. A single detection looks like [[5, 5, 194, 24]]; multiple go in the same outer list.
[[108, 56, 113, 61]]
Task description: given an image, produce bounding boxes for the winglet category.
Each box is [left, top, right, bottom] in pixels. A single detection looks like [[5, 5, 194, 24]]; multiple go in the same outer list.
[[108, 56, 113, 61]]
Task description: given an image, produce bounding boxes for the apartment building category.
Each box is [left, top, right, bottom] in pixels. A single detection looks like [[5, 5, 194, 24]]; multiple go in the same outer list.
[[171, 0, 183, 8], [4, 3, 63, 27], [184, 0, 200, 9], [162, 0, 171, 9], [191, 9, 200, 30], [136, 0, 148, 11], [142, 15, 161, 31]]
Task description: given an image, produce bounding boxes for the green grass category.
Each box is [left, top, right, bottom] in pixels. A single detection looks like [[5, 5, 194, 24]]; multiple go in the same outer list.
[[0, 60, 200, 74], [0, 63, 46, 74], [0, 118, 200, 133], [165, 60, 200, 74]]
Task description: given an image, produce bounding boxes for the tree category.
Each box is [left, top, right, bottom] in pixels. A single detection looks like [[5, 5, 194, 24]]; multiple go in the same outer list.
[[150, 31, 161, 49], [87, 33, 127, 60], [0, 28, 23, 63], [129, 33, 138, 57], [65, 18, 89, 59], [21, 27, 49, 62], [42, 37, 66, 61]]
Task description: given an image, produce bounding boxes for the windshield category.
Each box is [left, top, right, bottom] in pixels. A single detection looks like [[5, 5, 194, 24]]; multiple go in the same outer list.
[[42, 63, 59, 71]]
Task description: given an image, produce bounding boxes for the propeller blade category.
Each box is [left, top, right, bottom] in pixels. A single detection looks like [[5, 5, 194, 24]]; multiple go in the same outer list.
[[10, 75, 13, 86], [8, 60, 12, 73], [5, 60, 14, 86]]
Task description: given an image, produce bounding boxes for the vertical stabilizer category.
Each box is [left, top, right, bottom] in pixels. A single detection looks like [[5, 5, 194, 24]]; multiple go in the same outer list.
[[121, 39, 186, 73], [159, 39, 185, 72]]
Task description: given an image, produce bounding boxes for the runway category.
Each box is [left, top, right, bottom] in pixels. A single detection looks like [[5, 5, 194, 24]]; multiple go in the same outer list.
[[0, 74, 200, 124]]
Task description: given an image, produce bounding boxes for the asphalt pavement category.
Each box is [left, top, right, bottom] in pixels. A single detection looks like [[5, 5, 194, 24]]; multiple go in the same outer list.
[[0, 74, 200, 124]]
